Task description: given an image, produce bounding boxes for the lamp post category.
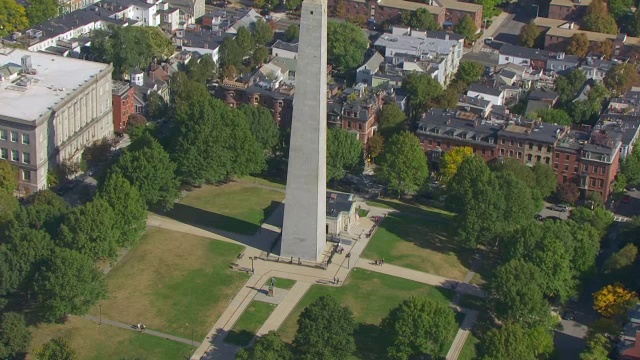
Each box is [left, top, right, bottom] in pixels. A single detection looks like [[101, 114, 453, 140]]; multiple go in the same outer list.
[[250, 256, 255, 273], [532, 4, 539, 18], [346, 253, 351, 269], [99, 304, 102, 325]]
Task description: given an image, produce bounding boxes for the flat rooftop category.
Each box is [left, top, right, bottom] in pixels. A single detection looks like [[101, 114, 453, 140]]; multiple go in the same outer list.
[[375, 32, 459, 56], [0, 49, 110, 122]]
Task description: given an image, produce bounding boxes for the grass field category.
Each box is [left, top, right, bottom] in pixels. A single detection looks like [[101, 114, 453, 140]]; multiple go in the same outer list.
[[172, 182, 285, 234], [366, 198, 454, 217], [362, 212, 470, 280], [224, 301, 277, 346], [237, 176, 286, 189], [459, 334, 479, 360], [265, 277, 296, 290], [28, 316, 193, 360], [89, 227, 249, 340], [278, 269, 454, 359]]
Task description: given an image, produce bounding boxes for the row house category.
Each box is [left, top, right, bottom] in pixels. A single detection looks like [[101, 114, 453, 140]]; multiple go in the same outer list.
[[111, 80, 135, 133], [327, 84, 384, 150], [547, 0, 591, 21], [327, 0, 482, 29], [416, 108, 622, 199]]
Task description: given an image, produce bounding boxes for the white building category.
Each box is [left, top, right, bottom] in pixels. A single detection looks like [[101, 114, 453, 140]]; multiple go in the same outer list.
[[0, 48, 114, 193], [466, 82, 505, 106], [271, 40, 298, 60], [373, 26, 464, 86]]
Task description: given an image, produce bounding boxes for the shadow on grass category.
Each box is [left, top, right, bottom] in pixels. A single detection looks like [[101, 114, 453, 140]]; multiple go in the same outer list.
[[354, 323, 387, 360], [157, 201, 285, 252], [224, 329, 255, 347]]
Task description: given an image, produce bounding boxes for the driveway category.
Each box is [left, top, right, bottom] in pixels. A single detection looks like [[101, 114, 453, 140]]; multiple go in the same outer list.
[[537, 202, 571, 221], [612, 189, 640, 218]]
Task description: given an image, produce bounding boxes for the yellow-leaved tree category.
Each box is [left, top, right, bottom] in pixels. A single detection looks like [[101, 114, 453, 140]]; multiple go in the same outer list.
[[440, 146, 474, 183], [593, 283, 638, 317]]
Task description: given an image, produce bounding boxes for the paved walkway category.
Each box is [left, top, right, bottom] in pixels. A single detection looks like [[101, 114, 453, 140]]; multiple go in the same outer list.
[[446, 309, 479, 360], [357, 258, 485, 298], [254, 281, 312, 338], [83, 315, 200, 347], [472, 11, 511, 52]]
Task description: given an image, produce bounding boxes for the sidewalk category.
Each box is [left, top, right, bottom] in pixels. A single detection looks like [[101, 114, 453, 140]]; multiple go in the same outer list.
[[253, 281, 312, 338], [83, 315, 200, 347], [446, 310, 479, 360]]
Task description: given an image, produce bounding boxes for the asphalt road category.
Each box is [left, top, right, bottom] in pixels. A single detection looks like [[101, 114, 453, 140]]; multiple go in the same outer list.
[[537, 201, 571, 221], [612, 189, 640, 218]]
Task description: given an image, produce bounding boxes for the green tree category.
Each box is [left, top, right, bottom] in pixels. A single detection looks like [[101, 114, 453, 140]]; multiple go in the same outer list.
[[478, 323, 554, 360], [171, 83, 265, 185], [33, 249, 107, 322], [447, 156, 505, 247], [604, 63, 640, 95], [580, 333, 610, 360], [286, 0, 302, 10], [583, 0, 619, 34], [186, 56, 217, 84], [146, 91, 168, 121], [0, 191, 19, 226], [453, 15, 478, 41], [570, 206, 613, 237], [26, 0, 58, 26], [97, 173, 147, 248], [368, 133, 384, 160], [0, 312, 31, 360], [111, 134, 180, 210], [530, 108, 572, 126], [609, 0, 634, 19], [285, 24, 300, 42], [379, 103, 407, 139], [90, 26, 174, 79], [401, 8, 441, 30], [592, 39, 614, 59], [376, 131, 429, 196], [381, 297, 457, 360], [13, 190, 70, 237], [236, 331, 292, 360], [220, 37, 244, 70], [327, 21, 369, 74], [253, 19, 274, 46], [556, 182, 580, 204], [519, 21, 541, 47], [567, 33, 591, 57], [566, 220, 601, 274], [236, 26, 254, 54], [402, 72, 443, 120], [37, 337, 75, 360], [455, 61, 484, 85], [498, 172, 538, 232], [0, 226, 54, 296], [240, 105, 279, 155], [488, 260, 552, 327], [604, 243, 638, 273], [252, 45, 269, 66], [327, 128, 363, 182], [0, 160, 18, 194], [0, 0, 29, 37], [622, 154, 640, 186], [556, 69, 587, 103], [57, 199, 119, 260], [293, 295, 356, 360], [473, 0, 501, 18]]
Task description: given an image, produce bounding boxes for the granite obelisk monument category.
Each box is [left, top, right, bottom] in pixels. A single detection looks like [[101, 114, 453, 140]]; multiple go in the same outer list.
[[279, 0, 327, 262]]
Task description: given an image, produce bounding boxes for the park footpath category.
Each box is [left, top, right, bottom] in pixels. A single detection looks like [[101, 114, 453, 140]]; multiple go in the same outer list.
[[146, 199, 484, 360]]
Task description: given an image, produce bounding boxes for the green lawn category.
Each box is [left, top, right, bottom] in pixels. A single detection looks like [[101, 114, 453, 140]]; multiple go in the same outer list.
[[224, 301, 277, 346], [265, 277, 296, 290], [90, 227, 249, 340], [362, 212, 471, 280], [28, 316, 193, 360], [357, 208, 370, 218], [366, 197, 454, 217], [237, 176, 286, 189], [459, 333, 479, 360], [171, 182, 284, 234], [278, 269, 453, 359]]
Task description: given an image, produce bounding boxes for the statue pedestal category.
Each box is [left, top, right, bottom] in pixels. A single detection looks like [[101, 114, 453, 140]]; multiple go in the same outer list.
[[268, 287, 274, 297]]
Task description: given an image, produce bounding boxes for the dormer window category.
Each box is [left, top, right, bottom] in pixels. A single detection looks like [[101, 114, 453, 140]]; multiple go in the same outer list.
[[585, 151, 591, 159]]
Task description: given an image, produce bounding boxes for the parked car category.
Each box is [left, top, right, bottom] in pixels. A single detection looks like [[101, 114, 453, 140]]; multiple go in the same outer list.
[[551, 204, 569, 212], [623, 195, 632, 204], [484, 37, 493, 45], [561, 309, 575, 320], [534, 214, 544, 221]]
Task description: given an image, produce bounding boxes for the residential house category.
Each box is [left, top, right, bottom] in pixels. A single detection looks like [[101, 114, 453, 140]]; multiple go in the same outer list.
[[173, 26, 228, 63], [467, 82, 505, 106], [547, 0, 591, 20], [327, 84, 384, 149], [620, 303, 640, 360], [546, 52, 580, 74], [580, 56, 618, 82], [498, 43, 552, 70], [356, 50, 384, 86], [271, 40, 298, 60], [129, 64, 170, 115], [112, 80, 135, 133]]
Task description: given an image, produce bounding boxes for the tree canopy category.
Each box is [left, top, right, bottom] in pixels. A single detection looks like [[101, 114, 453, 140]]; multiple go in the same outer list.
[[530, 108, 572, 126], [285, 24, 300, 42], [556, 69, 587, 103], [379, 103, 407, 139], [253, 19, 274, 46], [380, 297, 457, 360], [0, 0, 29, 37], [567, 33, 591, 57], [455, 61, 484, 85], [236, 331, 292, 360], [33, 248, 107, 322], [327, 128, 363, 182], [579, 333, 610, 360], [0, 312, 31, 360], [604, 63, 640, 95], [376, 131, 429, 196], [519, 21, 541, 48], [593, 283, 638, 317], [97, 173, 147, 248], [402, 72, 443, 120], [90, 26, 174, 79], [478, 323, 554, 360], [293, 295, 356, 360], [240, 105, 279, 155], [110, 134, 180, 210], [26, 0, 58, 26], [327, 21, 369, 74], [0, 161, 18, 194], [453, 15, 478, 41], [440, 146, 473, 183], [401, 8, 441, 30], [582, 0, 619, 34], [36, 337, 76, 360]]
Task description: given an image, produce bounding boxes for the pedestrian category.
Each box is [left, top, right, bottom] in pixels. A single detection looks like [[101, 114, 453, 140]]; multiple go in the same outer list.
[[381, 258, 384, 266], [337, 277, 340, 284], [333, 276, 337, 284]]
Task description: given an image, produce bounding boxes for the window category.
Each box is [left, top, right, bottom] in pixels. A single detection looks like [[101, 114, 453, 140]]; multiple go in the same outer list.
[[482, 149, 486, 155], [500, 149, 505, 156], [0, 148, 6, 159], [22, 170, 30, 182], [428, 139, 433, 145], [501, 138, 505, 144], [10, 131, 17, 142], [517, 152, 522, 159], [505, 57, 510, 61], [574, 165, 578, 173], [565, 154, 570, 161], [510, 140, 514, 146], [0, 130, 6, 141], [11, 150, 18, 162], [21, 134, 29, 145], [491, 150, 495, 156], [538, 145, 542, 151], [518, 142, 522, 148], [547, 146, 552, 153], [489, 138, 494, 144], [509, 150, 514, 157], [436, 141, 441, 147], [555, 153, 559, 159], [564, 164, 569, 171], [527, 154, 532, 161], [528, 143, 533, 150], [601, 167, 605, 175], [22, 152, 30, 164], [584, 164, 589, 172], [545, 157, 550, 164], [554, 163, 559, 169]]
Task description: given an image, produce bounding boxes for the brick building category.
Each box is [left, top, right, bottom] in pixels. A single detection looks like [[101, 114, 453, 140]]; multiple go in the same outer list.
[[327, 84, 385, 149], [547, 0, 591, 20], [111, 80, 135, 133], [416, 109, 622, 200], [327, 0, 482, 29]]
